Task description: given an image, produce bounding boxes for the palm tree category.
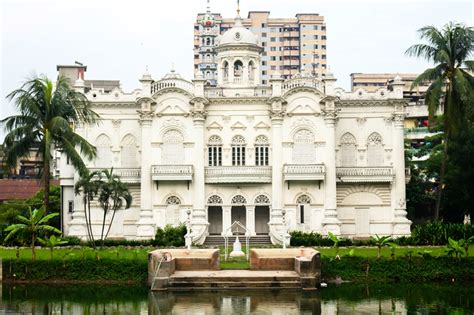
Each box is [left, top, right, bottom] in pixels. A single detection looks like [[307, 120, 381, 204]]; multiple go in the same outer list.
[[4, 207, 61, 260], [97, 168, 132, 245], [406, 22, 474, 220], [75, 169, 103, 246], [1, 76, 99, 213]]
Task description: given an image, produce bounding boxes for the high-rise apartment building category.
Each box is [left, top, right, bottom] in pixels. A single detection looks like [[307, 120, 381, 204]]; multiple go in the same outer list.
[[194, 5, 327, 86]]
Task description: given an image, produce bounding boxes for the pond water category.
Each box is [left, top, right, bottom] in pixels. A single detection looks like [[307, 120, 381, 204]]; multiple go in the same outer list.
[[1, 283, 473, 314]]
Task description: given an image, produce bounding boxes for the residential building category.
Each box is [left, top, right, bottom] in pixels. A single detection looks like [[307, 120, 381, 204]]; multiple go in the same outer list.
[[59, 13, 411, 244], [195, 4, 327, 86]]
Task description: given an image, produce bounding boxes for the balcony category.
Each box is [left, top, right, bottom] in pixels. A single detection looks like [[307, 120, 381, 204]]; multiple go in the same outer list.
[[336, 167, 394, 183], [89, 167, 141, 183], [404, 127, 440, 140], [151, 165, 193, 181], [283, 164, 325, 181], [205, 166, 272, 183]]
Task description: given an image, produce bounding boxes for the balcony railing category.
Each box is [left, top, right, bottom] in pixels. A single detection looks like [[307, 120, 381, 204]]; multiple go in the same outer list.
[[283, 164, 326, 181], [151, 165, 193, 181], [150, 79, 194, 95], [89, 167, 141, 183], [205, 166, 272, 183], [282, 77, 323, 94], [336, 167, 394, 183]]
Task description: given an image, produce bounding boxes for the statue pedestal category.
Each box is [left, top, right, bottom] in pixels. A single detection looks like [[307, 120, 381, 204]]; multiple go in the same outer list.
[[229, 237, 245, 257]]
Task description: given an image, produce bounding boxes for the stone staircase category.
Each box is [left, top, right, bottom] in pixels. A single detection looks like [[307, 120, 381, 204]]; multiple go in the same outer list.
[[167, 270, 301, 290], [203, 235, 272, 246]]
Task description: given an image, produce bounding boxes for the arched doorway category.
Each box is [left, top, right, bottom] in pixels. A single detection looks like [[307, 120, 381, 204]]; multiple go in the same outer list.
[[254, 194, 270, 234], [207, 195, 223, 235], [231, 195, 247, 234], [165, 195, 181, 226]]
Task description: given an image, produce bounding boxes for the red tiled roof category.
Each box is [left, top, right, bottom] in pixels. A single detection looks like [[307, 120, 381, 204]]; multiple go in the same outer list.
[[0, 179, 60, 201]]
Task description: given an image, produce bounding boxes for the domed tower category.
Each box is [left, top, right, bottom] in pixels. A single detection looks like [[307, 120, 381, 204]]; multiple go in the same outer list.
[[197, 0, 219, 86], [215, 11, 263, 87]]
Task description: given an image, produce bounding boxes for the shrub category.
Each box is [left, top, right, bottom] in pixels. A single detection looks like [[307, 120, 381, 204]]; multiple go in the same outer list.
[[289, 231, 352, 247], [153, 224, 186, 247], [411, 222, 474, 245]]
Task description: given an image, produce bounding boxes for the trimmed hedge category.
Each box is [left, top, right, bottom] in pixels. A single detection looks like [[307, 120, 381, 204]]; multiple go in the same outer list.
[[3, 258, 148, 283], [322, 256, 474, 283]]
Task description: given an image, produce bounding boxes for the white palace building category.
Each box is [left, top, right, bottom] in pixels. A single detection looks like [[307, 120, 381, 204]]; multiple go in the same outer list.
[[59, 13, 411, 244]]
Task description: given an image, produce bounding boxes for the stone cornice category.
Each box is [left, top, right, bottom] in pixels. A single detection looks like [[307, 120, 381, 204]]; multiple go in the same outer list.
[[209, 97, 268, 105], [93, 102, 138, 108], [189, 96, 210, 106], [282, 87, 324, 99], [215, 45, 263, 54], [337, 99, 408, 108], [152, 87, 193, 99]]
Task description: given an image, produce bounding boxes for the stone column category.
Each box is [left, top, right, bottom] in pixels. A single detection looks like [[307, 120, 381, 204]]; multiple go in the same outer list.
[[190, 111, 209, 244], [392, 107, 412, 236], [136, 109, 156, 239], [222, 205, 232, 236], [247, 206, 256, 236], [321, 98, 341, 235]]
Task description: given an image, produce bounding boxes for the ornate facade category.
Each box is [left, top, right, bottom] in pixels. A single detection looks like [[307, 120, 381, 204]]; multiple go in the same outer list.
[[60, 14, 411, 244]]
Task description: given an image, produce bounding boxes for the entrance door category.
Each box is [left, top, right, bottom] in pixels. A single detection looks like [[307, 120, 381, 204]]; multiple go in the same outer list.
[[208, 206, 223, 235], [231, 206, 246, 234], [255, 206, 270, 234], [355, 207, 370, 237]]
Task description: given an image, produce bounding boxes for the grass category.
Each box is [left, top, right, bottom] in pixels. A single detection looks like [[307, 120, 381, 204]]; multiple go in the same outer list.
[[1, 244, 473, 263]]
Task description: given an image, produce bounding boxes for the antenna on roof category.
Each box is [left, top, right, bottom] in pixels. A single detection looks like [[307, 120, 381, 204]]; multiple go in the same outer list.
[[237, 0, 240, 16]]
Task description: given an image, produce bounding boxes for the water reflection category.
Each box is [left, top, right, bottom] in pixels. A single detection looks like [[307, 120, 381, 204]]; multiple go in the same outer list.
[[1, 283, 473, 314]]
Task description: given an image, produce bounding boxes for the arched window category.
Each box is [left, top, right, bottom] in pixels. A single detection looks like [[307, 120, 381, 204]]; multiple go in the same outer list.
[[223, 61, 229, 79], [121, 134, 138, 167], [166, 195, 181, 205], [255, 135, 269, 166], [340, 133, 357, 166], [208, 135, 222, 166], [232, 135, 246, 166], [162, 130, 184, 164], [207, 195, 223, 204], [367, 132, 383, 166], [231, 195, 247, 205], [95, 134, 112, 167], [234, 60, 243, 77], [254, 194, 270, 205], [292, 129, 315, 164], [206, 37, 211, 46], [296, 194, 311, 224], [248, 60, 255, 82]]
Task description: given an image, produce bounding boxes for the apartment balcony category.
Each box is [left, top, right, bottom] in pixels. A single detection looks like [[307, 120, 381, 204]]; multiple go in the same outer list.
[[283, 164, 326, 181], [151, 165, 194, 181], [89, 167, 141, 183], [336, 167, 394, 183], [199, 63, 217, 70], [205, 166, 272, 184]]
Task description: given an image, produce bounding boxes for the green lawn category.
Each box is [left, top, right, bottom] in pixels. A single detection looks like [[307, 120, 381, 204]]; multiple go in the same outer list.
[[1, 245, 472, 265]]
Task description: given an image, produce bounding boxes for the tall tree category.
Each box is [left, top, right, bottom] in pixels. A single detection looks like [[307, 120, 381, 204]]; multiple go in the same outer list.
[[406, 22, 474, 220], [2, 76, 99, 213], [97, 168, 132, 246]]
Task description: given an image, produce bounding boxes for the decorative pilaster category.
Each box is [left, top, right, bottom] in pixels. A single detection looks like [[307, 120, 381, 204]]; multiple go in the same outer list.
[[136, 106, 156, 239], [68, 182, 88, 239], [391, 106, 412, 236], [267, 96, 287, 245], [190, 106, 209, 245], [221, 206, 232, 236], [321, 97, 341, 235]]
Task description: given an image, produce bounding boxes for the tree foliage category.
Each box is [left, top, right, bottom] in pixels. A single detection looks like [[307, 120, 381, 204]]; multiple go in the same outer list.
[[1, 76, 99, 213]]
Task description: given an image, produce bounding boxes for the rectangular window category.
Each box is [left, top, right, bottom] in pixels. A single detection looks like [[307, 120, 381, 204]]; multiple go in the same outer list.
[[68, 201, 74, 213], [208, 146, 222, 166], [313, 25, 319, 30], [262, 70, 267, 75], [322, 45, 326, 49], [270, 56, 276, 61], [262, 61, 267, 65], [232, 146, 245, 166], [313, 35, 318, 39], [261, 32, 267, 37], [270, 47, 276, 51], [322, 26, 326, 31], [270, 37, 276, 42], [322, 55, 326, 59], [300, 205, 305, 224], [322, 35, 327, 40]]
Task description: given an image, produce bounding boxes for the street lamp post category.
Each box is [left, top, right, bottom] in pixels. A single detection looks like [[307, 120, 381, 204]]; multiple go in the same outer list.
[[185, 209, 192, 250]]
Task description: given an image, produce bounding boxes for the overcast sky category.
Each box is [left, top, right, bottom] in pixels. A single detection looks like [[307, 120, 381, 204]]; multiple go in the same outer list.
[[1, 0, 472, 140]]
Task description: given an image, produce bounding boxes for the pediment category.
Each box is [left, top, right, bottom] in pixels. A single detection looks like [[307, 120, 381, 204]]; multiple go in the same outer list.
[[287, 104, 319, 115], [253, 121, 271, 130], [231, 121, 247, 130], [206, 121, 223, 131], [156, 104, 188, 115]]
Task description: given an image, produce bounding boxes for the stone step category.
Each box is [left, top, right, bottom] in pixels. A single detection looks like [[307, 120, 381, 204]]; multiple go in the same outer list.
[[170, 276, 299, 282], [168, 280, 301, 288], [204, 236, 272, 246]]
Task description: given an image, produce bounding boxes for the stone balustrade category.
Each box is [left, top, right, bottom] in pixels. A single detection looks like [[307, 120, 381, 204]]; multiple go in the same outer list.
[[151, 165, 194, 181], [151, 79, 194, 95], [89, 167, 141, 183], [205, 166, 272, 183], [283, 164, 326, 181], [336, 167, 394, 183], [282, 77, 323, 94]]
